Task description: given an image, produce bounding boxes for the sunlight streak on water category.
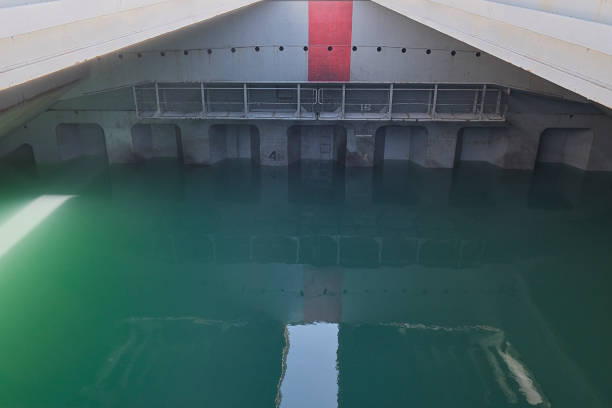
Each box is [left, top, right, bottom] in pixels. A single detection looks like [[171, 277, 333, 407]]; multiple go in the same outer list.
[[0, 195, 73, 259]]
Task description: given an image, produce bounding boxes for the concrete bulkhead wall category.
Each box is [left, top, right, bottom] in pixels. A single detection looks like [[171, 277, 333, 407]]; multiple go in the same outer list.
[[6, 1, 611, 171], [536, 129, 594, 170], [0, 65, 88, 141], [131, 123, 183, 161], [287, 125, 347, 165], [58, 0, 576, 103], [209, 124, 260, 164], [4, 0, 610, 157], [349, 123, 461, 169], [455, 127, 509, 167], [455, 124, 605, 171], [374, 126, 428, 166], [501, 113, 612, 171], [56, 123, 107, 162], [1, 100, 612, 172], [0, 143, 36, 175]]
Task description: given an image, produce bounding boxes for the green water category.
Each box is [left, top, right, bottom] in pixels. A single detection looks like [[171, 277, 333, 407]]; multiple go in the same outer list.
[[1, 159, 612, 408]]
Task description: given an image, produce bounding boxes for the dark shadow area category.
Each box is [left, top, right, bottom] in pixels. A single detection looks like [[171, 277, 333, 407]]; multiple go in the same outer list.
[[287, 125, 347, 205], [0, 143, 36, 176], [56, 123, 108, 163], [109, 160, 186, 202], [287, 125, 347, 165], [212, 159, 261, 203], [449, 162, 500, 208], [528, 163, 585, 210], [536, 128, 593, 170], [0, 144, 39, 198], [288, 161, 345, 205], [372, 161, 420, 205], [507, 91, 603, 115]]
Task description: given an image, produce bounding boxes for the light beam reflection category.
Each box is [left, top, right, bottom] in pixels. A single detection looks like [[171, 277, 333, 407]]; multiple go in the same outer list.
[[0, 195, 74, 259]]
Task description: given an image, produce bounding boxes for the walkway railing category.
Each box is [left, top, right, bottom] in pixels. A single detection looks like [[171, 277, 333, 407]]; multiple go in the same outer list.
[[133, 82, 508, 122]]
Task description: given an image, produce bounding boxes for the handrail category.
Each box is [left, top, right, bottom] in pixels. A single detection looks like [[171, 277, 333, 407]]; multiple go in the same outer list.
[[134, 82, 507, 121]]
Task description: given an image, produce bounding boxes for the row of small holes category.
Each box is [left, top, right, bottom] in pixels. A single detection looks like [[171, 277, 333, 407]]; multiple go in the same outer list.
[[119, 48, 483, 59]]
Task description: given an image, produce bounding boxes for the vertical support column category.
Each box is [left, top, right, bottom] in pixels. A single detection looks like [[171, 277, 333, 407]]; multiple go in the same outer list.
[[431, 84, 438, 119], [132, 86, 139, 119], [103, 113, 138, 164], [345, 124, 376, 167], [479, 84, 487, 119], [587, 122, 612, 171], [178, 121, 211, 165], [422, 125, 461, 168], [201, 82, 207, 117], [502, 114, 544, 170], [154, 82, 160, 116], [258, 122, 289, 166], [243, 83, 248, 117], [297, 83, 301, 119], [341, 84, 346, 119], [504, 89, 510, 117], [495, 88, 502, 116], [388, 83, 394, 120], [106, 126, 135, 164]]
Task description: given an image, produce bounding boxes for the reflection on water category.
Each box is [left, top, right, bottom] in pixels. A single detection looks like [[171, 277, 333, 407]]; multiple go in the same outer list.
[[339, 323, 549, 408], [280, 323, 339, 408], [0, 195, 73, 259], [0, 159, 611, 407]]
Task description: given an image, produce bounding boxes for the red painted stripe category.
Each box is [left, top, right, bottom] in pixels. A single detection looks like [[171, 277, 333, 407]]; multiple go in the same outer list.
[[308, 1, 353, 82]]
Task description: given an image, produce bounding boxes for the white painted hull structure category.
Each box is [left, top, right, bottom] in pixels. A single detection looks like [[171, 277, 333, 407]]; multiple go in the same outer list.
[[1, 0, 611, 171]]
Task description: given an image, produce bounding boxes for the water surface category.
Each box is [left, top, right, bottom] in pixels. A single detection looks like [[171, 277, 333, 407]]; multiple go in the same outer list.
[[1, 159, 611, 407]]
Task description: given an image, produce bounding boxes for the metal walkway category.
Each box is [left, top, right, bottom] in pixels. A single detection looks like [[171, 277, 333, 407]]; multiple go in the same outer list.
[[134, 82, 507, 122]]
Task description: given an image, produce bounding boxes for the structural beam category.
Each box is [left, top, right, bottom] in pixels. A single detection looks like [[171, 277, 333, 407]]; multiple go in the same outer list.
[[0, 0, 261, 91], [373, 0, 612, 108]]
